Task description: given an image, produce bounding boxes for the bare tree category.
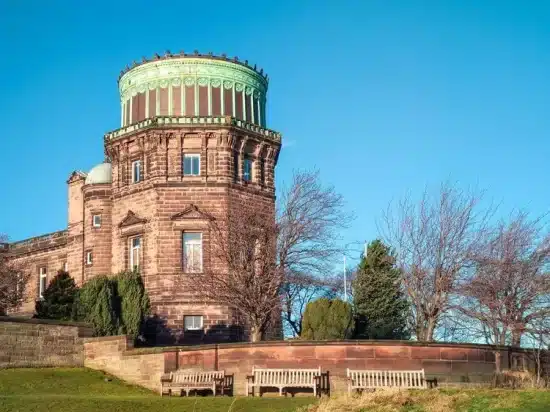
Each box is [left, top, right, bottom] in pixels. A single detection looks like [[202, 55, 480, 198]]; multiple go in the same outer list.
[[381, 182, 491, 341], [190, 170, 353, 342], [455, 213, 550, 369], [197, 208, 281, 343], [0, 235, 30, 315], [277, 171, 353, 337]]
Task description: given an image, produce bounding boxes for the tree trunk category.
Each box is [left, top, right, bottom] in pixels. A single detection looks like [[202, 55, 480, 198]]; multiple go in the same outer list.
[[494, 351, 502, 373], [250, 324, 263, 342], [424, 317, 437, 342]]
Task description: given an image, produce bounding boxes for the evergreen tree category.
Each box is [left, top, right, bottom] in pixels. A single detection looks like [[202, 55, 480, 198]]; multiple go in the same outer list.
[[353, 239, 410, 339], [77, 275, 120, 336], [35, 270, 78, 320], [115, 270, 150, 341], [301, 298, 354, 340]]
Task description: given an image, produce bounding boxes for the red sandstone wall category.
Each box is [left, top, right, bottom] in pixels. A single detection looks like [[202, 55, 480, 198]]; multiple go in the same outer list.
[[83, 184, 113, 279], [8, 232, 69, 315], [175, 342, 506, 393], [83, 337, 516, 395]]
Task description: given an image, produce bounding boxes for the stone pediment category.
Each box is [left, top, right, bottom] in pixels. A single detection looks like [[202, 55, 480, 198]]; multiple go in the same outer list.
[[171, 204, 214, 221], [119, 210, 147, 228], [67, 170, 87, 184]]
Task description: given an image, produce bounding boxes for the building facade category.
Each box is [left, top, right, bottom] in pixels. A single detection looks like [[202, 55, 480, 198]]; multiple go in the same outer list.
[[4, 52, 281, 343]]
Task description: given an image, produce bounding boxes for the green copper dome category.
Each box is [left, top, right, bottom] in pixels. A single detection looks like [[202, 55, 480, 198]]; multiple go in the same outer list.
[[118, 52, 268, 128]]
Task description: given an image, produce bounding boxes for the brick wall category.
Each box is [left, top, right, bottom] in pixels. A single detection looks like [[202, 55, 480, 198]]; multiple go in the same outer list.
[[83, 337, 519, 395], [0, 317, 93, 368]]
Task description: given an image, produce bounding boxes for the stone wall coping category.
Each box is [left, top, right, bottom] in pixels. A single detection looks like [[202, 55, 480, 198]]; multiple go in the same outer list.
[[0, 316, 92, 329], [102, 339, 518, 356]]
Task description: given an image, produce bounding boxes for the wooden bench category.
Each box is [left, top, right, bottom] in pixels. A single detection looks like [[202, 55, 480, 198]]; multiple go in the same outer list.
[[246, 367, 321, 397], [160, 370, 228, 396], [347, 368, 427, 393]]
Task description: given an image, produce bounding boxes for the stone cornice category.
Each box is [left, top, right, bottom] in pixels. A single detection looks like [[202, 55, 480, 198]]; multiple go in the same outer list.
[[104, 116, 282, 145]]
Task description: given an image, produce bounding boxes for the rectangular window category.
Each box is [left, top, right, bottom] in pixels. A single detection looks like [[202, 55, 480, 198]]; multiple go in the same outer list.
[[92, 214, 102, 228], [129, 236, 141, 271], [183, 154, 200, 176], [132, 160, 141, 183], [183, 232, 202, 273], [184, 315, 203, 331], [243, 158, 253, 182], [86, 251, 93, 265], [39, 267, 47, 299], [63, 262, 68, 272]]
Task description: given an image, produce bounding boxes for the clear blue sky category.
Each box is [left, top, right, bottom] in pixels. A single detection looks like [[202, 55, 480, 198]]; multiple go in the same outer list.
[[1, 0, 549, 262]]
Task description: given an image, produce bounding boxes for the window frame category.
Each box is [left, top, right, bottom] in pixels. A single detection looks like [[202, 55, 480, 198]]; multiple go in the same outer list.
[[131, 159, 141, 183], [182, 232, 203, 273], [129, 236, 141, 271], [184, 315, 204, 331], [182, 153, 201, 176], [38, 267, 47, 299], [243, 157, 253, 182], [92, 214, 102, 228], [85, 251, 93, 265]]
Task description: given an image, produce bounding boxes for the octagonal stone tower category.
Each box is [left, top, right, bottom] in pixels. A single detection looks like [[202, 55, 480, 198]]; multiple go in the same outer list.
[[104, 52, 281, 343]]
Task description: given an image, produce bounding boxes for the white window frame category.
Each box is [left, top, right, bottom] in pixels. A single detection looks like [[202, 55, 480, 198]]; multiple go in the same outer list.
[[183, 153, 201, 176], [92, 214, 102, 228], [243, 157, 253, 182], [184, 315, 204, 331], [39, 267, 47, 299], [129, 236, 141, 271], [63, 261, 68, 272], [131, 160, 141, 183], [182, 232, 203, 273], [86, 251, 93, 265]]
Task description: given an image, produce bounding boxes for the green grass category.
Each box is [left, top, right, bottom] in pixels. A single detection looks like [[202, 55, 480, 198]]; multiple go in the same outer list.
[[1, 368, 549, 412], [0, 368, 315, 412]]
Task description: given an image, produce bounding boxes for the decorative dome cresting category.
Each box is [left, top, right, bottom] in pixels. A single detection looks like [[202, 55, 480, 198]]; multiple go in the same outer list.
[[119, 52, 269, 128], [85, 163, 112, 185]]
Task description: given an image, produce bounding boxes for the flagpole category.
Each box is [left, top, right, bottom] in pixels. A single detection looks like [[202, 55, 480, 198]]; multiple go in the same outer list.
[[343, 255, 347, 302]]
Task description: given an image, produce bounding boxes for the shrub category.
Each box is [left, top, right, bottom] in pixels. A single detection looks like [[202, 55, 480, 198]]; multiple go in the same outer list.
[[35, 270, 78, 320], [77, 275, 120, 336], [76, 271, 150, 341], [115, 270, 150, 340], [301, 298, 354, 340]]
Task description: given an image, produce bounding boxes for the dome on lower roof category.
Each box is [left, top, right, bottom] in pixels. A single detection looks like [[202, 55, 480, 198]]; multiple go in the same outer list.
[[85, 162, 112, 185]]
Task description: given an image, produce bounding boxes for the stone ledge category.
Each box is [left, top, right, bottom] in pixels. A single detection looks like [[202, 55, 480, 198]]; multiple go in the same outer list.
[[0, 316, 92, 330]]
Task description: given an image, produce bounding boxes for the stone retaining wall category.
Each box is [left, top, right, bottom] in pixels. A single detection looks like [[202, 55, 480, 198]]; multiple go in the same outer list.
[[0, 316, 93, 368], [84, 337, 518, 394]]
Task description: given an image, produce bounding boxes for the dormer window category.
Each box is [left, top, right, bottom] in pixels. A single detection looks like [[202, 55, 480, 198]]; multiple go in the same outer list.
[[92, 214, 102, 228], [132, 160, 141, 183], [183, 154, 200, 176]]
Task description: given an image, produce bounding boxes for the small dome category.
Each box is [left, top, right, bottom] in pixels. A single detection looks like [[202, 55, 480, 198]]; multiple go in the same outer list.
[[85, 163, 112, 185]]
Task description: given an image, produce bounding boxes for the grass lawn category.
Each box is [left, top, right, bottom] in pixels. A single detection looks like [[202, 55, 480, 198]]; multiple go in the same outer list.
[[0, 368, 315, 412], [0, 368, 549, 412]]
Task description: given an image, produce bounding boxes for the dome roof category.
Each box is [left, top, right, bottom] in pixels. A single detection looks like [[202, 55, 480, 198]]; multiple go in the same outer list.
[[85, 162, 112, 185]]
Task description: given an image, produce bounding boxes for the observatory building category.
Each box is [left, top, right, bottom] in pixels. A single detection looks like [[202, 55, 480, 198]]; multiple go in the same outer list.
[[5, 51, 281, 342]]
